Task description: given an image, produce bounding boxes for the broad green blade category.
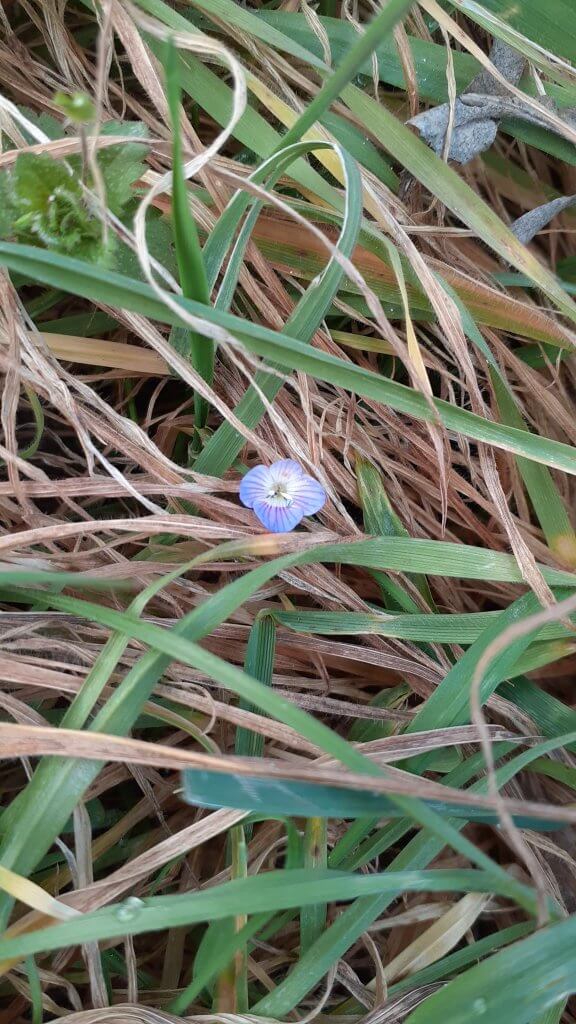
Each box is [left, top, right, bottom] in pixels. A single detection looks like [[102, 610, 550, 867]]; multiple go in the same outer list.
[[455, 0, 576, 65], [0, 868, 531, 960], [405, 913, 576, 1024], [180, 767, 567, 830], [273, 608, 576, 644], [235, 614, 276, 760]]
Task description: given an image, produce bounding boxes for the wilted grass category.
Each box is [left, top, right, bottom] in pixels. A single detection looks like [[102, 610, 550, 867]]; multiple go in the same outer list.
[[1, 1, 576, 1023]]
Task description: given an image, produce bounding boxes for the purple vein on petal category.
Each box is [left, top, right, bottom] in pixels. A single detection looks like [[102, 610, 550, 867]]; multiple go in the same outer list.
[[253, 500, 304, 533], [239, 465, 272, 509], [293, 478, 326, 516]]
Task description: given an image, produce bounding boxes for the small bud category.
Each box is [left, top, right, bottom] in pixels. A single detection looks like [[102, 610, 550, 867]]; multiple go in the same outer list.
[[54, 91, 96, 124]]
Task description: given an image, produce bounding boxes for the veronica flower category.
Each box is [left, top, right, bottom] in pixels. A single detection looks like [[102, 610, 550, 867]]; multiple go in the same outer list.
[[239, 459, 326, 532]]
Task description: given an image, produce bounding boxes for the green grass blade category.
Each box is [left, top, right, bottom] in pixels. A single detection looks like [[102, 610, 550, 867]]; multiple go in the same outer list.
[[491, 370, 576, 565], [180, 766, 568, 830], [441, 278, 576, 568], [0, 869, 534, 960], [24, 957, 43, 1024], [301, 818, 328, 953], [3, 244, 576, 476], [0, 537, 565, 904], [135, 0, 326, 72], [235, 614, 276, 760], [271, 0, 414, 151], [387, 922, 533, 1000], [193, 141, 363, 476], [170, 913, 270, 1014], [405, 913, 576, 1024], [453, 0, 576, 66], [205, 140, 336, 303], [341, 85, 576, 323], [406, 592, 544, 742], [250, 746, 533, 1015], [356, 456, 435, 609], [5, 534, 576, 603], [273, 608, 574, 643], [0, 568, 129, 590], [164, 36, 212, 429], [250, 593, 571, 1017], [215, 825, 249, 1012], [0, 549, 249, 920], [1, 583, 541, 908], [498, 676, 576, 749]]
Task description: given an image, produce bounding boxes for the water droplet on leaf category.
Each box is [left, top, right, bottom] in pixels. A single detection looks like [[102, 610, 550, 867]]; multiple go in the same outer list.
[[115, 896, 144, 922]]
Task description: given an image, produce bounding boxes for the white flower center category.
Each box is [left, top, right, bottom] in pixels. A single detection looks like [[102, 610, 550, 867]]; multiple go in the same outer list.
[[266, 479, 293, 506]]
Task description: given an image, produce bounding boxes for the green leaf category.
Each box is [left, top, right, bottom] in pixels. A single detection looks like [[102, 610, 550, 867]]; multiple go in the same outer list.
[[273, 607, 575, 645], [491, 369, 576, 563], [0, 532, 569, 929], [388, 923, 533, 1000], [0, 567, 130, 590], [0, 869, 533, 960], [250, 598, 573, 1019], [403, 591, 546, 782], [341, 85, 576, 324], [5, 533, 576, 593], [180, 767, 567, 830], [405, 913, 576, 1024], [1, 154, 107, 263], [498, 676, 576, 749], [12, 152, 79, 215], [18, 107, 64, 143], [194, 138, 363, 475], [457, 0, 576, 66], [258, 11, 476, 92], [301, 818, 328, 953], [176, 913, 268, 1012], [348, 684, 409, 743], [25, 956, 43, 1024], [0, 172, 17, 236], [114, 209, 177, 280], [0, 569, 541, 907], [98, 139, 148, 218]]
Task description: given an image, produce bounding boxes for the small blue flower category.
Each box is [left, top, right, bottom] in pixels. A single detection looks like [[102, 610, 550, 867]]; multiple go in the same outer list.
[[239, 459, 326, 533]]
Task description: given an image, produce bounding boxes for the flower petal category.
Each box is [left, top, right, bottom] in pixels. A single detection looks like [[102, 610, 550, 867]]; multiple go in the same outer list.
[[293, 476, 326, 516], [270, 459, 305, 481], [253, 499, 304, 533], [239, 465, 272, 509]]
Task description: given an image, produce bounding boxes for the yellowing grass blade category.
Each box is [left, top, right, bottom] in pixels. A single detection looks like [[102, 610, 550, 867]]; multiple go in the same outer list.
[[0, 865, 79, 922], [37, 333, 169, 374], [385, 892, 490, 982]]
